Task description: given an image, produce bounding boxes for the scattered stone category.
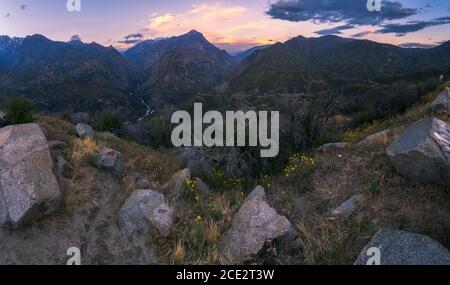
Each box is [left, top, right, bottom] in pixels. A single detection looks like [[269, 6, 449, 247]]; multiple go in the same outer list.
[[219, 186, 294, 262], [75, 123, 95, 139], [317, 142, 350, 152], [119, 189, 174, 238], [195, 178, 210, 194], [70, 112, 90, 124], [357, 129, 389, 147], [0, 123, 61, 228], [332, 194, 365, 217], [55, 155, 68, 174], [431, 87, 450, 114], [355, 228, 450, 265], [47, 140, 68, 150], [135, 178, 150, 189], [163, 168, 190, 202], [386, 117, 450, 186], [95, 147, 123, 176]]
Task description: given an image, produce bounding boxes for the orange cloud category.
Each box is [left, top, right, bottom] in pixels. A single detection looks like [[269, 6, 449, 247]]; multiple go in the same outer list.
[[143, 3, 283, 52]]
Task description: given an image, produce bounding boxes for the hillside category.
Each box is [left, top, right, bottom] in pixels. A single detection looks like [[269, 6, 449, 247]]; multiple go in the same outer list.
[[0, 35, 143, 119], [0, 83, 449, 264], [227, 36, 450, 93], [128, 30, 237, 107]]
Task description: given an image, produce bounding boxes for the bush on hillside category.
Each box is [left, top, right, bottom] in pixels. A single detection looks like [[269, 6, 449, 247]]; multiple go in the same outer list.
[[3, 97, 35, 125], [95, 111, 122, 132]]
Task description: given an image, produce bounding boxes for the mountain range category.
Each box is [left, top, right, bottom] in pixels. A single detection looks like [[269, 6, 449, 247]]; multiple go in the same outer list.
[[0, 30, 449, 119], [227, 35, 450, 93]]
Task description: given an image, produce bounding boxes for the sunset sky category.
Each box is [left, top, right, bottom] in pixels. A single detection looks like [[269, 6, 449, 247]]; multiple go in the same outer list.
[[1, 0, 449, 52]]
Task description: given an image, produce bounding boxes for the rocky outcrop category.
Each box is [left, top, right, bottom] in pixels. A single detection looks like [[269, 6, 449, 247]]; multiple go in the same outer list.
[[355, 228, 450, 265], [431, 87, 450, 114], [317, 142, 350, 152], [95, 147, 123, 176], [386, 117, 450, 186], [0, 123, 61, 228], [70, 112, 90, 124], [75, 123, 95, 139], [163, 168, 190, 202], [135, 178, 150, 189], [55, 155, 68, 174], [47, 140, 68, 150], [332, 194, 365, 217], [357, 129, 389, 148], [119, 189, 174, 239], [219, 186, 294, 262]]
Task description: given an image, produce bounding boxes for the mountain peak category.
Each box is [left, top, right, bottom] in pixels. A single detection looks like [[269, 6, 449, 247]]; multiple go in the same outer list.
[[181, 30, 206, 41], [186, 29, 202, 36]]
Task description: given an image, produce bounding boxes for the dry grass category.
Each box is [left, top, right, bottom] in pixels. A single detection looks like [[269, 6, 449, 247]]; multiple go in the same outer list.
[[172, 241, 187, 264], [71, 137, 101, 165], [204, 220, 221, 245], [32, 81, 450, 265]]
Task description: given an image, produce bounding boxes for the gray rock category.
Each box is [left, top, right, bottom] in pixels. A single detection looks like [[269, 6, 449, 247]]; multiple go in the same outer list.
[[75, 123, 95, 139], [55, 155, 68, 174], [386, 117, 450, 186], [317, 142, 350, 152], [163, 168, 190, 202], [0, 123, 61, 228], [357, 129, 389, 147], [0, 111, 5, 120], [219, 186, 294, 262], [332, 194, 365, 217], [95, 147, 123, 176], [431, 87, 450, 114], [119, 189, 174, 238], [135, 178, 150, 189], [47, 140, 68, 150], [355, 228, 450, 265], [70, 112, 90, 124]]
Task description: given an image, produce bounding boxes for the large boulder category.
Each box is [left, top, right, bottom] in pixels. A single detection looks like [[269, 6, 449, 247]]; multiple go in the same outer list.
[[355, 228, 450, 265], [75, 123, 95, 139], [95, 147, 123, 176], [119, 189, 174, 239], [219, 186, 294, 262], [431, 87, 450, 114], [0, 123, 61, 228], [386, 117, 450, 186]]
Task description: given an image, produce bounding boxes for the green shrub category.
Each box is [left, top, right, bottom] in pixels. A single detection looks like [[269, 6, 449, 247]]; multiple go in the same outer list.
[[95, 111, 122, 132], [3, 97, 35, 125], [146, 116, 171, 148]]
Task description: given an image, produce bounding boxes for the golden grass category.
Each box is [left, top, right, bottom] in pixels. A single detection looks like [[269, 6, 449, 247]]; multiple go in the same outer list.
[[204, 220, 221, 245], [71, 137, 101, 165], [172, 241, 186, 264]]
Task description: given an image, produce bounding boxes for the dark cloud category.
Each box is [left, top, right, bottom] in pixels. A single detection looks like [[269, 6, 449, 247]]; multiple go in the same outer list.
[[5, 13, 11, 18], [266, 0, 417, 25], [315, 24, 354, 35], [20, 4, 27, 10], [351, 30, 376, 37], [118, 39, 142, 44], [378, 16, 450, 36], [124, 33, 144, 40], [118, 33, 145, 45]]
